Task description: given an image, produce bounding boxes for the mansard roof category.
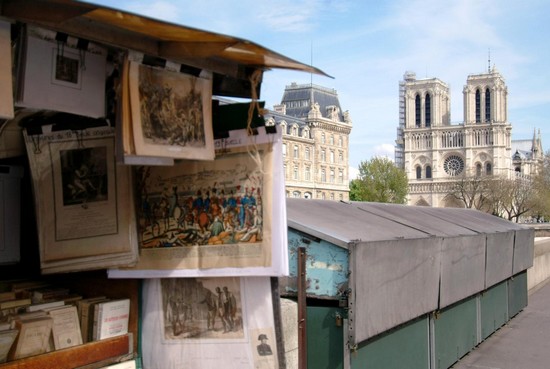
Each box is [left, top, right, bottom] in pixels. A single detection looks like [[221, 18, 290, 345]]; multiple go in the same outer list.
[[512, 139, 536, 160], [280, 83, 344, 121], [264, 110, 307, 136]]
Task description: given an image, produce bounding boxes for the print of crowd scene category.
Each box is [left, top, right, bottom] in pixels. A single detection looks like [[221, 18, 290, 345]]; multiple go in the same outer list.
[[162, 278, 243, 339], [137, 169, 263, 248], [139, 67, 206, 147]]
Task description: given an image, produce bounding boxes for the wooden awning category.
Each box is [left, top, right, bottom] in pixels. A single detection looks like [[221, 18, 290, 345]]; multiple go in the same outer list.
[[0, 0, 331, 97]]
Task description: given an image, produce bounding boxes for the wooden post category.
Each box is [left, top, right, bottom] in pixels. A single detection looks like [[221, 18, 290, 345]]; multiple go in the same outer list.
[[298, 247, 307, 369]]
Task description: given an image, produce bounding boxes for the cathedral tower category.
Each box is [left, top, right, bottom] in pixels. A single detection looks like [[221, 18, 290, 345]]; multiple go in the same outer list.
[[401, 68, 513, 207]]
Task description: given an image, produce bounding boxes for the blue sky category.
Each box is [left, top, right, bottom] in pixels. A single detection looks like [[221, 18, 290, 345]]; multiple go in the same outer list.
[[91, 0, 550, 170]]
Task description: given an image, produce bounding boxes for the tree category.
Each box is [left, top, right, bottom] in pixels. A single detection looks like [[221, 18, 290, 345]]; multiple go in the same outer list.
[[529, 149, 550, 221], [445, 164, 548, 222], [492, 177, 537, 222], [350, 157, 408, 203], [446, 175, 491, 210]]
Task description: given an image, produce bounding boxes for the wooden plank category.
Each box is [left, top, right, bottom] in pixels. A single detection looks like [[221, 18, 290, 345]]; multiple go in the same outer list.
[[0, 334, 131, 369]]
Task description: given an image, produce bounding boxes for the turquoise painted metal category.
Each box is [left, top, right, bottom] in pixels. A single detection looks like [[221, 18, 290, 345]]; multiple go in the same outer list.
[[286, 229, 349, 299]]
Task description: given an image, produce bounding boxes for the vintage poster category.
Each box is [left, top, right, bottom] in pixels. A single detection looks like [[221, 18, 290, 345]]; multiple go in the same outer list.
[[108, 126, 288, 278], [141, 277, 280, 369], [23, 126, 138, 273], [128, 61, 215, 160], [131, 143, 272, 270], [51, 137, 117, 241], [15, 26, 106, 118], [160, 277, 244, 340], [116, 57, 174, 166]]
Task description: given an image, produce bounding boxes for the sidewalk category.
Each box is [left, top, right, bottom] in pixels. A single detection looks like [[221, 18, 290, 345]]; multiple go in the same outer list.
[[451, 278, 550, 369]]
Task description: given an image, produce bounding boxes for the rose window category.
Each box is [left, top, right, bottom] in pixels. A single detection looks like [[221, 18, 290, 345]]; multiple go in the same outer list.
[[443, 155, 464, 176]]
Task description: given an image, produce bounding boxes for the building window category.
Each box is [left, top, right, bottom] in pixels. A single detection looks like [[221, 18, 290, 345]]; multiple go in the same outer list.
[[416, 166, 422, 179], [425, 93, 431, 127], [304, 192, 312, 199], [339, 193, 343, 201], [305, 166, 311, 181], [338, 170, 343, 183], [339, 151, 343, 164], [476, 163, 482, 176], [293, 166, 298, 180], [283, 164, 287, 178], [415, 94, 421, 127], [330, 151, 335, 163], [321, 169, 326, 182], [443, 155, 465, 176], [293, 191, 301, 198], [293, 145, 299, 158], [321, 133, 326, 143], [321, 149, 326, 162], [486, 162, 492, 175], [426, 165, 432, 179], [330, 193, 334, 200], [475, 89, 481, 123], [485, 88, 491, 122], [330, 169, 335, 183], [339, 136, 343, 147], [321, 192, 326, 200], [292, 126, 298, 136], [330, 135, 334, 145], [282, 143, 287, 157], [305, 147, 310, 160]]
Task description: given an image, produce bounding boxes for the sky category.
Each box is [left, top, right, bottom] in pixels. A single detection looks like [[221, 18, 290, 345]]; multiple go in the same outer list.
[[91, 0, 550, 171]]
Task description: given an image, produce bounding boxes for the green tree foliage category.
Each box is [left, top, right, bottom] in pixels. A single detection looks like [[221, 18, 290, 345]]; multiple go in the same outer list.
[[349, 157, 408, 203]]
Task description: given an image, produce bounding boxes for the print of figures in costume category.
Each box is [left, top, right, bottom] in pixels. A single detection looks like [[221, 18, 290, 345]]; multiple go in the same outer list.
[[60, 147, 108, 206], [135, 162, 264, 248], [161, 278, 243, 340], [138, 66, 205, 147], [257, 334, 273, 356]]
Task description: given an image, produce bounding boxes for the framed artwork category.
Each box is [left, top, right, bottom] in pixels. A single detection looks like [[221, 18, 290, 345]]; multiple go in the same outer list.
[[23, 126, 138, 274], [128, 61, 215, 161], [15, 27, 107, 118]]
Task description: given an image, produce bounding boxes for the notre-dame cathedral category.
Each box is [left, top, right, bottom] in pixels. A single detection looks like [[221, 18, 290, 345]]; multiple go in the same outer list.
[[395, 67, 543, 207]]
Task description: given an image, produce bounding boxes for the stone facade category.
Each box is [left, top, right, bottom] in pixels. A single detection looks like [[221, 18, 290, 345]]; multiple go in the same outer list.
[[265, 83, 352, 201], [398, 68, 543, 207]]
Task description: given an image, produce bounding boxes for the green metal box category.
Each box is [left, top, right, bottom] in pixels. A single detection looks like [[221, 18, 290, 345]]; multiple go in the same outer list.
[[351, 317, 430, 369], [480, 280, 508, 340], [433, 296, 477, 369]]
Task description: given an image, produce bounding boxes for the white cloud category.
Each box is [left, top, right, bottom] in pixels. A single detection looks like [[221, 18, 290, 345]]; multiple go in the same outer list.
[[372, 144, 395, 160]]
